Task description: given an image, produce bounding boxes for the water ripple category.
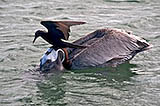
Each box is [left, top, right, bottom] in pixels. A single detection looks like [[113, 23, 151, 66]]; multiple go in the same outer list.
[[0, 0, 160, 105]]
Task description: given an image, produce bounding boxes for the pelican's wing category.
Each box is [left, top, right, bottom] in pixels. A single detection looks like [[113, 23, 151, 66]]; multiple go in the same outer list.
[[69, 28, 150, 69], [41, 21, 86, 40]]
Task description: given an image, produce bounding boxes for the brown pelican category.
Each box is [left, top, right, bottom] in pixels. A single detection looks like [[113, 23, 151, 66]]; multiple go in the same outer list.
[[39, 28, 151, 71]]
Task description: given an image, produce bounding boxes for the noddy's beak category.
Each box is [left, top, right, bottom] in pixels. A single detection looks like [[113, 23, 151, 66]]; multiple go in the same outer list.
[[33, 36, 37, 43]]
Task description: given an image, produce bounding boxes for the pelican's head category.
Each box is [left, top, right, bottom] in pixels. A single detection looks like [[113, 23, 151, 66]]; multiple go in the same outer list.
[[40, 48, 66, 72]]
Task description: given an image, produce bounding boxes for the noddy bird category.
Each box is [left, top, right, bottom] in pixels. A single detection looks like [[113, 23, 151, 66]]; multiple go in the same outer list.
[[33, 21, 86, 48]]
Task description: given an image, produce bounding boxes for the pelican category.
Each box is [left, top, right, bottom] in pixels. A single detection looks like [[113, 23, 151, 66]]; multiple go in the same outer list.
[[39, 28, 151, 71]]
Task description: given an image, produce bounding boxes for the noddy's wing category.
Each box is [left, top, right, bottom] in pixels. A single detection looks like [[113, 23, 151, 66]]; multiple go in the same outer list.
[[56, 21, 86, 40], [58, 21, 86, 27], [69, 28, 150, 69], [41, 21, 86, 40]]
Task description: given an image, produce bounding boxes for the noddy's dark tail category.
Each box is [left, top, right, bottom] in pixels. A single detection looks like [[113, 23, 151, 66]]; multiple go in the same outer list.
[[63, 41, 87, 49]]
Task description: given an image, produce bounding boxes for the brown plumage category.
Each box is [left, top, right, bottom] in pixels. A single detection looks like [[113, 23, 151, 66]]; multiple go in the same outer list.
[[33, 21, 86, 48], [39, 28, 151, 71]]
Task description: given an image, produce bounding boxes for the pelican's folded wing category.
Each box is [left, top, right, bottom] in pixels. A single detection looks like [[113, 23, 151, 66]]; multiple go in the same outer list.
[[70, 28, 151, 69]]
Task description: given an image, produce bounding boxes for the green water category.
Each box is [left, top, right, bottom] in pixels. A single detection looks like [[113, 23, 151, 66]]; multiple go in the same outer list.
[[0, 0, 160, 105]]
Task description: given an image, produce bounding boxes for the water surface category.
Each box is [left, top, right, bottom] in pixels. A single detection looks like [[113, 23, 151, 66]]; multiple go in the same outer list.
[[0, 0, 160, 105]]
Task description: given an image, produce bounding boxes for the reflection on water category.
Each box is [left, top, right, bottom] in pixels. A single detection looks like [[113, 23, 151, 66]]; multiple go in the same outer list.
[[104, 0, 143, 3], [25, 63, 136, 105], [0, 0, 160, 105]]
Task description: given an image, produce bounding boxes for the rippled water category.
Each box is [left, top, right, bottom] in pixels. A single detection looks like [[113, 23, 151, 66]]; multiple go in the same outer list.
[[0, 0, 160, 105]]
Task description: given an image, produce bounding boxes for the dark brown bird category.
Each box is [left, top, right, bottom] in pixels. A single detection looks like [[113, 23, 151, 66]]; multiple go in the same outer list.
[[33, 21, 86, 48]]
